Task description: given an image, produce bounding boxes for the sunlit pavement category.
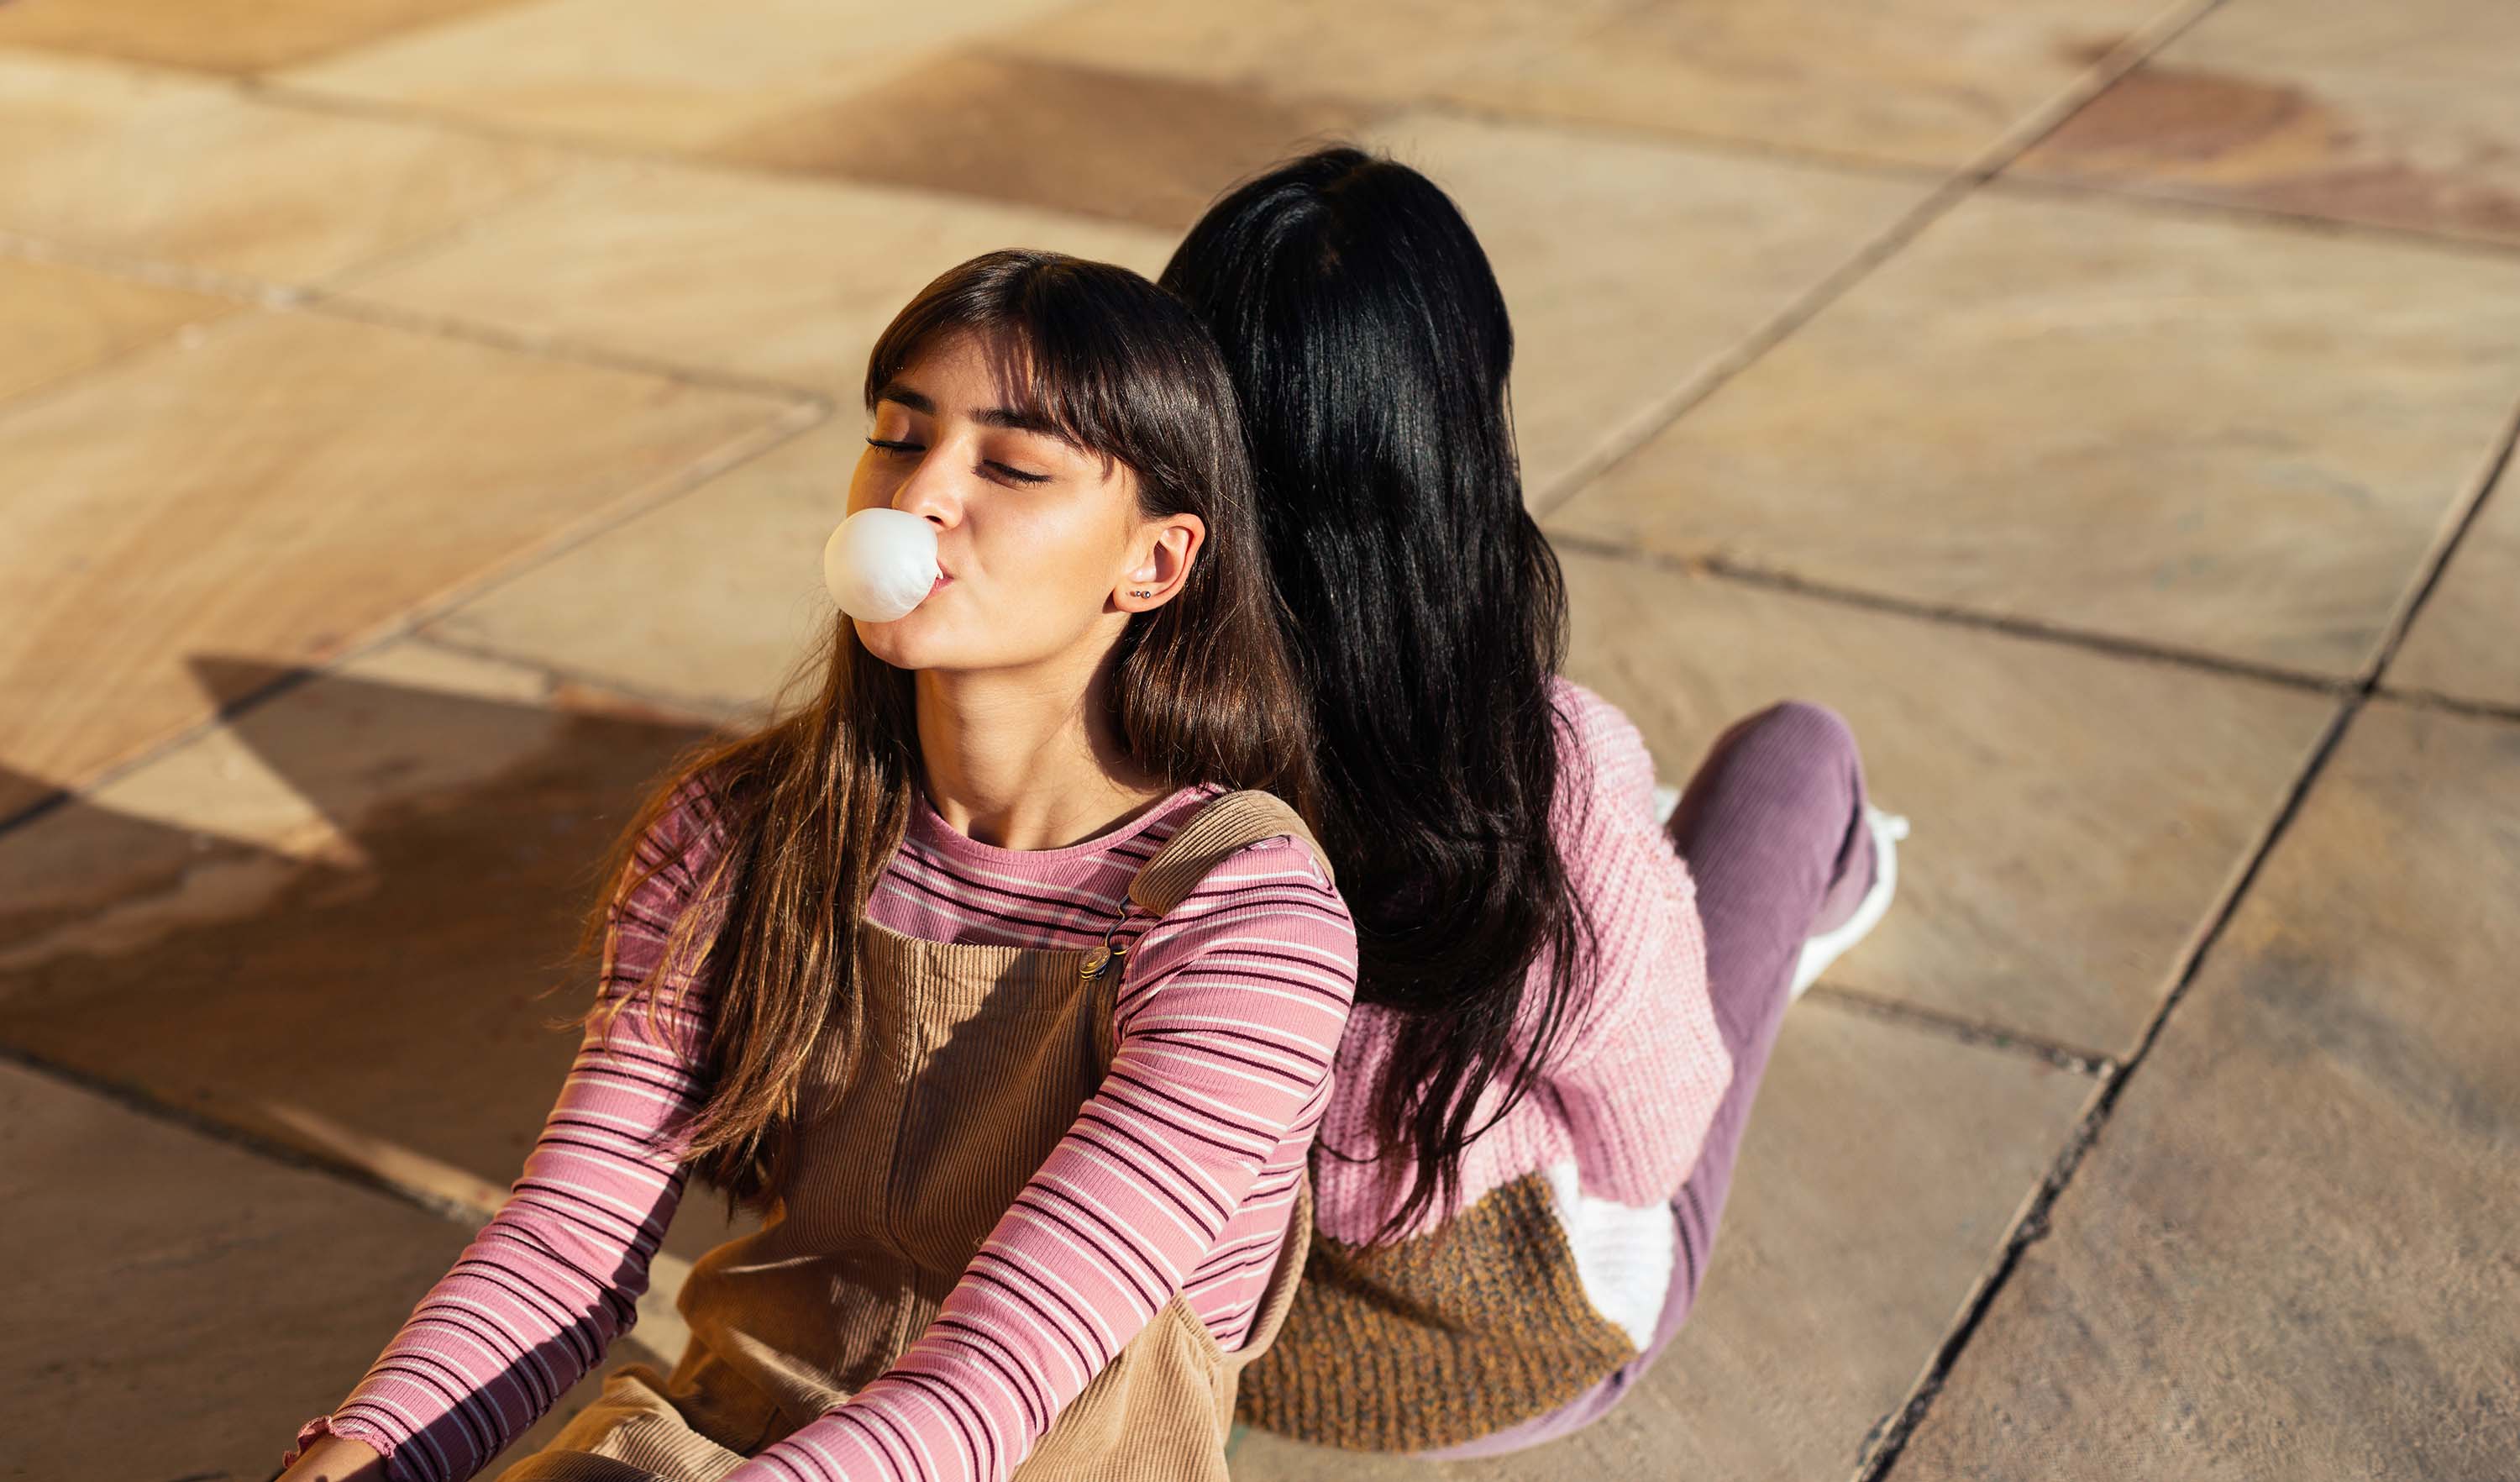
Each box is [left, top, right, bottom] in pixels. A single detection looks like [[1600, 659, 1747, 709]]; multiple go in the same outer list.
[[4, 3, 2517, 1477]]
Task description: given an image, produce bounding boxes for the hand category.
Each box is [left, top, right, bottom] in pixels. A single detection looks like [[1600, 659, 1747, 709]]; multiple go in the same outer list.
[[274, 1432, 388, 1482]]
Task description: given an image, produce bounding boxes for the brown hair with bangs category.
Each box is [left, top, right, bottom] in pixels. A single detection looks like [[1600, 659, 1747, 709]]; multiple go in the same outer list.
[[568, 250, 1318, 1208]]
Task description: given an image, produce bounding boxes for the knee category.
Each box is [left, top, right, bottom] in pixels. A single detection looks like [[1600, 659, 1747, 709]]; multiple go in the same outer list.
[[1718, 701, 1860, 776]]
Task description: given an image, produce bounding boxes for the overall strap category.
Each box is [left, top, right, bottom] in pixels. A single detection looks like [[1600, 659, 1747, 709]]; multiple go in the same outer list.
[[1126, 790, 1334, 919]]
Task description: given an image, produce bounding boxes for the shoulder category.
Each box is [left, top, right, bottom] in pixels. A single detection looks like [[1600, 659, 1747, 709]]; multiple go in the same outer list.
[[1163, 830, 1348, 934], [1123, 826, 1357, 1002], [1546, 675, 1662, 833]]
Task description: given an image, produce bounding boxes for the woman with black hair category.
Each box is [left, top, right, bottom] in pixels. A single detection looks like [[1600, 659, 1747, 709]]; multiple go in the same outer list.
[[1162, 150, 1908, 1456]]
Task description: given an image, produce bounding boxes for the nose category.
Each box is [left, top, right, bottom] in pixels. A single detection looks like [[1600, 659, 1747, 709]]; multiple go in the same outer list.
[[889, 446, 962, 531]]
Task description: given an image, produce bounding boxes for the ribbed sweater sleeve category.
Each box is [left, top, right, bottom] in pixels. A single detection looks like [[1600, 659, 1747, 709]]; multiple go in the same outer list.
[[721, 834, 1357, 1482], [1542, 679, 1730, 1207], [283, 775, 727, 1482]]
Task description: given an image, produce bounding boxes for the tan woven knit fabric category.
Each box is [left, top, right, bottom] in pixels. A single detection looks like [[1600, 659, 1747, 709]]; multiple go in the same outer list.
[[1233, 1171, 1640, 1452]]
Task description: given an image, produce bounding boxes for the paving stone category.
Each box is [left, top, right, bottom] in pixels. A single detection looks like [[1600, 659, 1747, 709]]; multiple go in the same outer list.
[[1434, 0, 2187, 169], [1231, 1006, 2095, 1479], [2015, 0, 2520, 248], [1893, 699, 2520, 1479], [0, 1057, 658, 1479], [1546, 188, 2520, 679], [0, 252, 238, 406], [0, 639, 755, 1269], [0, 0, 528, 74], [0, 307, 789, 815], [280, 0, 1070, 153], [0, 50, 569, 283], [1357, 111, 1929, 504], [995, 0, 1635, 110], [711, 49, 1378, 232], [421, 420, 858, 716], [1554, 546, 2334, 1059], [331, 160, 1174, 396], [2390, 461, 2520, 714]]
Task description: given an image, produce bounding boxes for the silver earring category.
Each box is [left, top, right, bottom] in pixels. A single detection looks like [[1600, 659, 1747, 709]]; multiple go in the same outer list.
[[1131, 589, 1152, 597]]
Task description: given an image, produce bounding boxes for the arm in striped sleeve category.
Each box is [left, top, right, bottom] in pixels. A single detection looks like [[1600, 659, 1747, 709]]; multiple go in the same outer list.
[[281, 778, 729, 1482], [722, 833, 1357, 1482]]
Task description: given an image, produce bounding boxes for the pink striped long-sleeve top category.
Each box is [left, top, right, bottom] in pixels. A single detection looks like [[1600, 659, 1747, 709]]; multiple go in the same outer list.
[[288, 776, 1357, 1482]]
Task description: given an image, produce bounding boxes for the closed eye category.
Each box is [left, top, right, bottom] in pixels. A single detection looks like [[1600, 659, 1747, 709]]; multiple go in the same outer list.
[[984, 460, 1051, 486], [866, 437, 921, 456]]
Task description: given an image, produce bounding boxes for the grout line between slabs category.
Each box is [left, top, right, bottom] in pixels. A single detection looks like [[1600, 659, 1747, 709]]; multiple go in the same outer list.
[[1530, 0, 2227, 525], [2374, 686, 2520, 726], [2360, 392, 2520, 690], [0, 1040, 494, 1229], [1987, 170, 2520, 268], [299, 289, 839, 404], [1799, 985, 2116, 1078], [1855, 689, 2360, 1479], [1551, 531, 2355, 698], [1860, 71, 2520, 1481], [0, 223, 837, 409], [402, 628, 768, 731], [0, 400, 830, 843]]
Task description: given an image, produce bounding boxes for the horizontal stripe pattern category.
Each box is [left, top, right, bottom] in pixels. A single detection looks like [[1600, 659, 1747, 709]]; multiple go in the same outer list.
[[294, 778, 1356, 1482]]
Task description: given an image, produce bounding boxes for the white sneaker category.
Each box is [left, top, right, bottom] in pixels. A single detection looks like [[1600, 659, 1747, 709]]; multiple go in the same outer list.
[[1789, 805, 1908, 1000]]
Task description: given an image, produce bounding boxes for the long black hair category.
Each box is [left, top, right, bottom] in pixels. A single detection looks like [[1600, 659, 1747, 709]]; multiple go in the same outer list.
[[1161, 150, 1596, 1243]]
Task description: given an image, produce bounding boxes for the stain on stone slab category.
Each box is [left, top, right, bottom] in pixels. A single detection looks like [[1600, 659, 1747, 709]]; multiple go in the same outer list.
[[2024, 65, 2520, 244], [708, 49, 1382, 231]]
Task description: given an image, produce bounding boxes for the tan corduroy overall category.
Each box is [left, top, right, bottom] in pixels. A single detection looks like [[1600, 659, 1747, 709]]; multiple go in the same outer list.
[[501, 791, 1329, 1482]]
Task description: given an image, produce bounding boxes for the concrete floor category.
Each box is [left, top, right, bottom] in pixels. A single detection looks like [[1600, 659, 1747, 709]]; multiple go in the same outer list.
[[3, 1, 2516, 1478]]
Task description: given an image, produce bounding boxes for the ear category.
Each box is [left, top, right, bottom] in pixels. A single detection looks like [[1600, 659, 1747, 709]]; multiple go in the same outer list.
[[1114, 512, 1206, 613]]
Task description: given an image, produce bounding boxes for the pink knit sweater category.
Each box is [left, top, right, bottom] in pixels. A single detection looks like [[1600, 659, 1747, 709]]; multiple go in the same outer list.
[[1309, 678, 1727, 1328]]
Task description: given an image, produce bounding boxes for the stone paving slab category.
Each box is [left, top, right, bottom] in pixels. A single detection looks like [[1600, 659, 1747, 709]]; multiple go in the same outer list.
[[421, 419, 855, 717], [279, 0, 1072, 154], [1546, 187, 2520, 680], [0, 639, 753, 1268], [330, 160, 1177, 397], [1358, 112, 1931, 507], [0, 0, 522, 75], [709, 48, 1378, 232], [1431, 0, 2190, 170], [0, 50, 569, 284], [0, 251, 238, 406], [1890, 698, 2520, 1479], [2390, 461, 2520, 715], [2013, 0, 2520, 249], [995, 0, 1636, 114], [1556, 546, 2334, 1060], [1232, 1003, 2095, 1479], [0, 1056, 660, 1480], [0, 304, 791, 820]]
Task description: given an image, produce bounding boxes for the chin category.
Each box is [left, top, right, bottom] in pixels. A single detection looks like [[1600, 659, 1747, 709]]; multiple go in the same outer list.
[[851, 617, 925, 670]]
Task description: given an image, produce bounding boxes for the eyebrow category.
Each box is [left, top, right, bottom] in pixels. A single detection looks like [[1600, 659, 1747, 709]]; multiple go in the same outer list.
[[876, 381, 1073, 443]]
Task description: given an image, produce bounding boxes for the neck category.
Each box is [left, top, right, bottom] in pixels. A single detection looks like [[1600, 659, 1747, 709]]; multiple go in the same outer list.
[[914, 644, 1173, 851]]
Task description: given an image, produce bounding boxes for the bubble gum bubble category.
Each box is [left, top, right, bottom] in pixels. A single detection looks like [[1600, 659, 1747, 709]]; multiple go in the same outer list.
[[823, 508, 941, 623]]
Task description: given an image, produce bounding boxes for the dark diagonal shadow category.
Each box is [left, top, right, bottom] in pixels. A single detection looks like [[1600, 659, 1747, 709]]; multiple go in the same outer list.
[[0, 653, 746, 1253], [1, 652, 780, 1478]]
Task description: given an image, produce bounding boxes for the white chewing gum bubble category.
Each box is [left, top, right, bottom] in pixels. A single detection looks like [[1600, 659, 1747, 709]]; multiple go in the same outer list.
[[824, 508, 941, 622]]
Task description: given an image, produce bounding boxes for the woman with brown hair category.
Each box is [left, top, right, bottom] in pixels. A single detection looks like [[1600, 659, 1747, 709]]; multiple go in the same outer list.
[[275, 250, 1357, 1482]]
